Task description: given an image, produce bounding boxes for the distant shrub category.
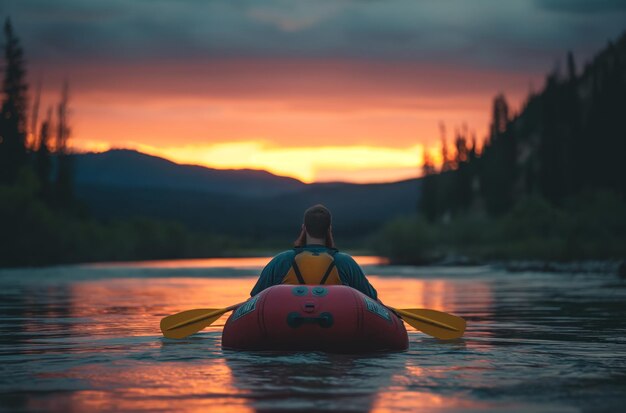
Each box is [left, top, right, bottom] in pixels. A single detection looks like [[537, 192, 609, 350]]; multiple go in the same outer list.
[[374, 191, 626, 263], [374, 215, 441, 264], [0, 177, 245, 267]]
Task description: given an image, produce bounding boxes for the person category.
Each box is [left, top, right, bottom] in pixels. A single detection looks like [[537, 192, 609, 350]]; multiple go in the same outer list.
[[250, 204, 378, 300]]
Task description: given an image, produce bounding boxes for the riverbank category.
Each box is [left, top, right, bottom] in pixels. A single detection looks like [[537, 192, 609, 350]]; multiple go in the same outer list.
[[0, 179, 270, 268], [418, 254, 625, 275], [373, 192, 626, 269]]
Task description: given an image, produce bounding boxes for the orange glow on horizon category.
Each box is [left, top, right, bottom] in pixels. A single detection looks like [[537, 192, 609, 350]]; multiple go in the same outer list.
[[71, 140, 437, 183], [40, 57, 537, 183], [69, 139, 458, 182]]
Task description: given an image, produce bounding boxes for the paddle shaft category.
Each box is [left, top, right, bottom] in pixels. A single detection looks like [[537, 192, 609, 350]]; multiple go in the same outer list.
[[389, 307, 459, 331], [165, 303, 242, 331]]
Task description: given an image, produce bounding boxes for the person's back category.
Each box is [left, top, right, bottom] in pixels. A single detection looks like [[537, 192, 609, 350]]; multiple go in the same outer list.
[[250, 204, 378, 300]]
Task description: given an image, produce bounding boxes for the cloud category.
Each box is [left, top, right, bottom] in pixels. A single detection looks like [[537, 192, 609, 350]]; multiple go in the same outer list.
[[246, 0, 347, 32], [4, 0, 624, 74], [536, 0, 626, 14], [7, 0, 621, 183]]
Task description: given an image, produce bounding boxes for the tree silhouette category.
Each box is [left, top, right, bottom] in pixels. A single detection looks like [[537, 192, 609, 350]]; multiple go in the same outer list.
[[439, 122, 453, 172], [54, 81, 73, 204], [451, 128, 473, 211], [418, 31, 626, 222], [0, 18, 28, 184], [30, 79, 42, 150], [420, 151, 439, 220], [490, 93, 509, 139], [567, 51, 576, 81], [35, 108, 52, 198], [480, 94, 516, 214]]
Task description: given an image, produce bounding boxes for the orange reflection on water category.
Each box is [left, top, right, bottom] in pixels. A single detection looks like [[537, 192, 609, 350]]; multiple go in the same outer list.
[[25, 264, 494, 347], [370, 276, 494, 341], [371, 277, 464, 312], [16, 258, 498, 412], [37, 360, 253, 413], [61, 273, 492, 339], [88, 255, 388, 269], [66, 277, 257, 338], [371, 390, 492, 413]]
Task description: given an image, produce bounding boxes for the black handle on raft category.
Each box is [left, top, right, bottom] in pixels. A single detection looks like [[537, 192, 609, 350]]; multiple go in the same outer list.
[[287, 312, 334, 328]]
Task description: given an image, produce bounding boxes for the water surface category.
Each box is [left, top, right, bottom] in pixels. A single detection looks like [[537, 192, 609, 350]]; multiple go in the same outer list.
[[1, 258, 625, 412]]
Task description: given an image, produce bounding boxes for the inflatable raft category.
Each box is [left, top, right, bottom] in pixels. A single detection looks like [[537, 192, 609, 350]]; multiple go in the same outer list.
[[222, 285, 408, 352]]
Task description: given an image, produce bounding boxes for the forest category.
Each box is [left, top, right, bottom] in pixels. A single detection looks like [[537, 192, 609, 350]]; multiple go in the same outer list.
[[377, 32, 626, 263], [0, 19, 241, 267]]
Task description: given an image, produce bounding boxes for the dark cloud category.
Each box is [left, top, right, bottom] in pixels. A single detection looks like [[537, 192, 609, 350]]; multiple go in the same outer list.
[[2, 0, 625, 74], [536, 0, 626, 14]]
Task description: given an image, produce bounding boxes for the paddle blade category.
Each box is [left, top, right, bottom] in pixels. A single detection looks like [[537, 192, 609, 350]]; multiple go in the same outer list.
[[160, 308, 229, 339], [393, 308, 466, 340]]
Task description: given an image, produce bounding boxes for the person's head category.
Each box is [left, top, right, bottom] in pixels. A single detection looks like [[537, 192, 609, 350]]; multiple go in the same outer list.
[[304, 204, 332, 238], [294, 204, 335, 248]]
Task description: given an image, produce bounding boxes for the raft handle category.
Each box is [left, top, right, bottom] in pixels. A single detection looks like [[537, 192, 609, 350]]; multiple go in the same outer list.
[[287, 312, 334, 328]]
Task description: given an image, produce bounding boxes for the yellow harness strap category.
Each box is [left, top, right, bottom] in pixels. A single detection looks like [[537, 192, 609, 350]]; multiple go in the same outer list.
[[282, 250, 342, 285]]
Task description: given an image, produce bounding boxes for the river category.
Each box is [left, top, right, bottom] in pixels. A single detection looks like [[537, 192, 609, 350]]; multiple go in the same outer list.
[[1, 257, 625, 412]]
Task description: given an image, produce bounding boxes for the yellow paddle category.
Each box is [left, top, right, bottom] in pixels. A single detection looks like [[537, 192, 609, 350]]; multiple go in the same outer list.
[[161, 303, 466, 340], [388, 307, 466, 340], [160, 303, 242, 339]]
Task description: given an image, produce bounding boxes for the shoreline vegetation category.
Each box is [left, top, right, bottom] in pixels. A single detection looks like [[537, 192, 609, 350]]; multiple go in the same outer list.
[[374, 32, 626, 268], [373, 192, 626, 267], [1, 170, 624, 273], [0, 171, 262, 267]]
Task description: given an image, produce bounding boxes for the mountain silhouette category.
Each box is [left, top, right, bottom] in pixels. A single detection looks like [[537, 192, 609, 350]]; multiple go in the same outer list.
[[72, 150, 420, 241], [72, 149, 305, 197]]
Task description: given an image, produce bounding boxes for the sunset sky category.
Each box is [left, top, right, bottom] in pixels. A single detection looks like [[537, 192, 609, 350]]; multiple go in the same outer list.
[[3, 0, 626, 182]]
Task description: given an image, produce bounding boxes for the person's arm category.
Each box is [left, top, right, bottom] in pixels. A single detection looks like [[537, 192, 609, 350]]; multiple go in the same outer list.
[[250, 251, 293, 297], [335, 253, 378, 300]]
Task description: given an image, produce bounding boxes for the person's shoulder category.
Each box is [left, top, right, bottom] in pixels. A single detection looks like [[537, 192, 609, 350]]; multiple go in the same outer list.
[[270, 249, 296, 262], [333, 251, 359, 265]]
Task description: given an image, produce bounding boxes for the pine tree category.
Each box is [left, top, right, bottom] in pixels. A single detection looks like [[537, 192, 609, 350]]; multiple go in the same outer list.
[[481, 94, 515, 214], [567, 51, 577, 81], [35, 108, 52, 198], [420, 151, 439, 221], [452, 128, 473, 212], [490, 94, 509, 140], [439, 122, 453, 172], [54, 81, 73, 204], [0, 18, 28, 184], [422, 151, 437, 176]]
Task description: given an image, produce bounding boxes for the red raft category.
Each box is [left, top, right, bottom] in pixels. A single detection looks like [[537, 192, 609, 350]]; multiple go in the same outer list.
[[222, 285, 408, 352]]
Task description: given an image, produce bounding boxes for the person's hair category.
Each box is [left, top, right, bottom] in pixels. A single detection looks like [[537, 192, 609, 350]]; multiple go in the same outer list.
[[304, 204, 332, 238], [293, 204, 335, 248]]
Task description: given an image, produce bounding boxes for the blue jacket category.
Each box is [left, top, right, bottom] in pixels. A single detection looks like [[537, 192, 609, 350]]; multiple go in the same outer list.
[[250, 245, 378, 300]]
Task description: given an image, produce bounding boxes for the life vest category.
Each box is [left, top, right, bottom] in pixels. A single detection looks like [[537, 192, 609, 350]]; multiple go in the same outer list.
[[281, 249, 342, 285]]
